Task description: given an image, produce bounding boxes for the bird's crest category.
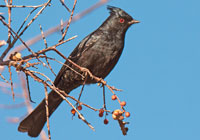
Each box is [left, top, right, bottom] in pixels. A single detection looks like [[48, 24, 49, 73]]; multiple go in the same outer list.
[[107, 5, 129, 18]]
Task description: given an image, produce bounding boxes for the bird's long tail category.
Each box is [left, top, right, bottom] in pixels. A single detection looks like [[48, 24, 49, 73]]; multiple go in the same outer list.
[[18, 90, 63, 137]]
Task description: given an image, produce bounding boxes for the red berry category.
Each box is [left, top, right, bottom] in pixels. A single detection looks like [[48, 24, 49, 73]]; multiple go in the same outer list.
[[111, 95, 117, 100], [99, 109, 104, 114], [120, 101, 126, 107], [77, 105, 82, 110], [99, 112, 104, 117], [104, 119, 109, 125], [125, 112, 130, 118], [71, 109, 76, 115]]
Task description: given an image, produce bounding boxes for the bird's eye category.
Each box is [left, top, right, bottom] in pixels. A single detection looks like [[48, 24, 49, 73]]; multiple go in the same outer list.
[[119, 18, 125, 23]]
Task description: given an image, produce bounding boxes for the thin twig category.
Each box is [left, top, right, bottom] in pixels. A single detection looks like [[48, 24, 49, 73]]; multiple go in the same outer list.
[[78, 85, 85, 101], [17, 7, 38, 34], [39, 24, 57, 76], [8, 63, 14, 101], [60, 0, 71, 12], [44, 84, 51, 140], [18, 0, 51, 38], [0, 72, 9, 83], [0, 35, 77, 66], [39, 24, 48, 49], [72, 0, 109, 21], [0, 2, 48, 8], [7, 0, 12, 45], [45, 57, 56, 76], [60, 0, 77, 42], [22, 35, 77, 61]]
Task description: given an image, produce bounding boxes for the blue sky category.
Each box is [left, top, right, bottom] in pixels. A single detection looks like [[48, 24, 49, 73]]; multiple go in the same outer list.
[[0, 0, 200, 140]]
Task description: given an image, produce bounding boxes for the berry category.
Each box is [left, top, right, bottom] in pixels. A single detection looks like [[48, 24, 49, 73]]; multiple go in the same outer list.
[[71, 109, 76, 115], [125, 112, 130, 118], [120, 101, 126, 107], [77, 105, 82, 110], [99, 109, 104, 117], [112, 114, 117, 120], [113, 110, 119, 116], [111, 95, 117, 100], [113, 109, 123, 115], [104, 119, 109, 124], [99, 109, 104, 114], [99, 112, 104, 117]]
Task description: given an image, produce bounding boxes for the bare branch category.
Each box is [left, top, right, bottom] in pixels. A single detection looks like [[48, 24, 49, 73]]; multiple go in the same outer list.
[[0, 2, 49, 8], [2, 0, 110, 62]]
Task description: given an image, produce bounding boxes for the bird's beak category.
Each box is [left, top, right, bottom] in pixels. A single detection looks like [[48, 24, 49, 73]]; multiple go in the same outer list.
[[128, 19, 140, 25]]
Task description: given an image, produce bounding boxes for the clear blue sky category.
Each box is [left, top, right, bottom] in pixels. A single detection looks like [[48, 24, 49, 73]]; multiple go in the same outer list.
[[0, 0, 200, 140]]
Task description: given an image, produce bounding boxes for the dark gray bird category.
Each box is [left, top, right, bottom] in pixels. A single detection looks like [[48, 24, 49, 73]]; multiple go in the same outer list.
[[18, 6, 139, 137]]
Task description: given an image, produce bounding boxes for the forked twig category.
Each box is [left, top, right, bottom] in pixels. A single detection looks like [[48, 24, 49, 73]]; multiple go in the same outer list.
[[60, 0, 77, 42]]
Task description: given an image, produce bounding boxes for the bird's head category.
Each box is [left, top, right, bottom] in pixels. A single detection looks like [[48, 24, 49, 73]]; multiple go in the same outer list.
[[107, 6, 139, 31]]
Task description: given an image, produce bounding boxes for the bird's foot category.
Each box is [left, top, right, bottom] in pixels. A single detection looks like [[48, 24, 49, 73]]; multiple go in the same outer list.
[[80, 67, 94, 79], [97, 78, 106, 86]]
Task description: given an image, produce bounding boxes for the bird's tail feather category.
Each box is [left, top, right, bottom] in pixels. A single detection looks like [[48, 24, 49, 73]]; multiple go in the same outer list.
[[18, 90, 63, 137]]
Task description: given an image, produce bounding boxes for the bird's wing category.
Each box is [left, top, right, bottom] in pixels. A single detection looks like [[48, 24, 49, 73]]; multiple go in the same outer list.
[[53, 31, 101, 86], [69, 30, 102, 60]]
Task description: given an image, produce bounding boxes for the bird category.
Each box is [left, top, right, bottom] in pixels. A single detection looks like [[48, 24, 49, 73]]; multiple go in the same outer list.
[[18, 5, 139, 137]]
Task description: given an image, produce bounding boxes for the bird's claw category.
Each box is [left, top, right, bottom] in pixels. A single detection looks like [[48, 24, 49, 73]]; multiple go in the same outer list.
[[80, 67, 94, 79]]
